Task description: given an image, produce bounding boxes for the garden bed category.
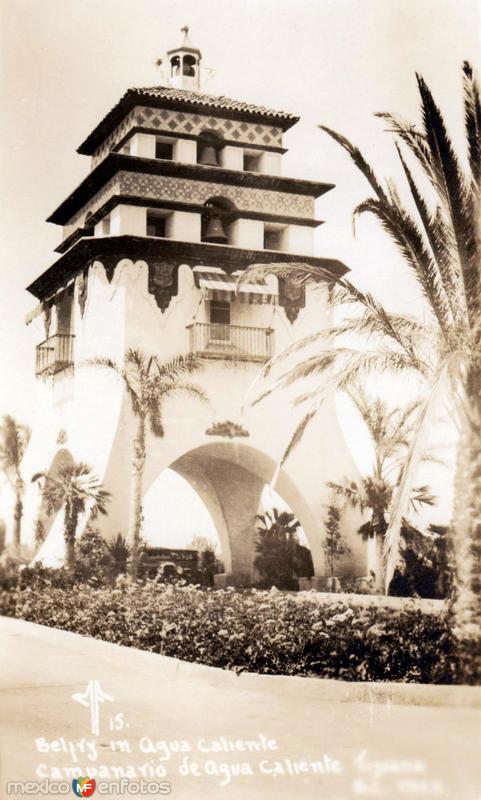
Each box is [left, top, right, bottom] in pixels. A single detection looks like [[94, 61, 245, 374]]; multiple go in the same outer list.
[[0, 577, 458, 683]]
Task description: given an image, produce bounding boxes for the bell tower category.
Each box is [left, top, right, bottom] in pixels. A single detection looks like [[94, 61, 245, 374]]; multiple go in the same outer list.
[[21, 30, 367, 585], [167, 25, 202, 91]]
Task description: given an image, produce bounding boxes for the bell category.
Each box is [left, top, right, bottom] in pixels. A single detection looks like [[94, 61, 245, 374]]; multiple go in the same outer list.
[[199, 144, 220, 167], [204, 216, 228, 244]]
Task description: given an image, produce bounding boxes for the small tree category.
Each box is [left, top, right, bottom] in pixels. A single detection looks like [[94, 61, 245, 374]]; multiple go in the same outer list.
[[188, 536, 219, 586], [323, 502, 351, 578], [76, 527, 115, 586], [0, 415, 31, 552], [90, 349, 207, 580], [33, 462, 110, 572]]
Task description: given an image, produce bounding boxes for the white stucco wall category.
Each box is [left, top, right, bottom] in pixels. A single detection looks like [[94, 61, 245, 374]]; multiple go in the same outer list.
[[260, 151, 282, 176], [229, 218, 264, 249], [130, 132, 156, 159], [220, 146, 244, 171], [283, 224, 314, 255], [174, 138, 197, 164], [111, 204, 146, 236], [166, 211, 201, 242], [24, 258, 365, 577]]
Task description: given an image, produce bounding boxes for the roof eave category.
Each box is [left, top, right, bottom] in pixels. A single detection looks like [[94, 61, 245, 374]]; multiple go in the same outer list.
[[47, 154, 335, 225], [27, 236, 349, 299], [77, 89, 299, 156]]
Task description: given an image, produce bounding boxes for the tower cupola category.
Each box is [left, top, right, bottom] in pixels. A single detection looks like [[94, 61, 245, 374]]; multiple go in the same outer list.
[[167, 25, 201, 91]]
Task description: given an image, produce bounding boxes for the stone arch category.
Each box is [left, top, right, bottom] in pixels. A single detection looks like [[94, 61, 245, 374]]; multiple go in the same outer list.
[[159, 441, 322, 584]]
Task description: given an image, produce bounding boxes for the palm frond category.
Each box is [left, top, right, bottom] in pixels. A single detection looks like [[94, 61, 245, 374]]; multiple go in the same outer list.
[[125, 348, 146, 373], [354, 196, 454, 339], [319, 125, 388, 201], [86, 356, 141, 407], [280, 408, 319, 465], [327, 480, 364, 510], [383, 358, 452, 589], [462, 61, 481, 186], [408, 485, 436, 512], [395, 143, 465, 325], [0, 415, 31, 480], [155, 353, 201, 380], [416, 71, 475, 305], [160, 382, 208, 402], [374, 112, 434, 175]]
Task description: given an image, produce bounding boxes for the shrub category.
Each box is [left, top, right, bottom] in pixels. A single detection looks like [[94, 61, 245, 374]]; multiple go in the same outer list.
[[75, 527, 115, 586], [255, 509, 313, 589], [0, 581, 458, 683]]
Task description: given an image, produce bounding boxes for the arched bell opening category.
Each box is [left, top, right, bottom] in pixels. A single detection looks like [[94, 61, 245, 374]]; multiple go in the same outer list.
[[197, 129, 224, 167], [201, 196, 237, 245], [183, 54, 197, 77], [170, 55, 181, 78]]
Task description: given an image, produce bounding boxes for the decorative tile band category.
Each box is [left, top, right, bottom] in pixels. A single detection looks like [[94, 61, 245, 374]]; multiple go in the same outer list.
[[91, 105, 284, 166], [118, 172, 313, 217], [67, 177, 120, 232], [65, 170, 314, 232]]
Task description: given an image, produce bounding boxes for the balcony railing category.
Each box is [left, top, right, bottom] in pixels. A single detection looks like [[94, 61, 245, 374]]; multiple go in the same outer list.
[[35, 334, 75, 377], [187, 323, 274, 363]]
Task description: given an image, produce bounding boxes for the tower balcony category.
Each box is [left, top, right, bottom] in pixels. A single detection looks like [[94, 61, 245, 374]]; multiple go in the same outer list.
[[187, 323, 274, 363], [35, 334, 75, 377]]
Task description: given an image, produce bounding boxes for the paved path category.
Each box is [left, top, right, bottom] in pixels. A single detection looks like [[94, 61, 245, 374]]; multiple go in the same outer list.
[[1, 617, 480, 800]]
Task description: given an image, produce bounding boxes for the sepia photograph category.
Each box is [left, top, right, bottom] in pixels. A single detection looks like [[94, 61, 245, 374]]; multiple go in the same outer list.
[[0, 0, 480, 797]]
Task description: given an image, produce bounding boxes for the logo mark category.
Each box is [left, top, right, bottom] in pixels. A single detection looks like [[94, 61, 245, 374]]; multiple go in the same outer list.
[[72, 680, 114, 736], [72, 777, 96, 797]]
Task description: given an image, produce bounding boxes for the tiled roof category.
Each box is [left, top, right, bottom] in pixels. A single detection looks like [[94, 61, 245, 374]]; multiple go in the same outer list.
[[77, 86, 299, 155], [131, 86, 298, 120]]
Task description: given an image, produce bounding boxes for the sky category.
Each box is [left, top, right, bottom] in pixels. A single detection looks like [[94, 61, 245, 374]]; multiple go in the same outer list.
[[0, 0, 480, 544]]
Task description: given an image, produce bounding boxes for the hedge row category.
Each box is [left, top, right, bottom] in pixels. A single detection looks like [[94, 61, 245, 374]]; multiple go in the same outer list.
[[0, 575, 458, 683]]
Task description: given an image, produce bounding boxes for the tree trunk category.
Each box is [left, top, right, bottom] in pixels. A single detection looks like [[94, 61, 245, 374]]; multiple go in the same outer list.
[[13, 491, 23, 554], [370, 514, 387, 593], [374, 532, 385, 593], [64, 503, 78, 573], [128, 416, 146, 581], [450, 400, 481, 684]]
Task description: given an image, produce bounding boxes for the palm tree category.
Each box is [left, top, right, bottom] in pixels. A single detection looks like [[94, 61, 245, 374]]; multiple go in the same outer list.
[[90, 349, 207, 580], [32, 462, 110, 571], [241, 63, 481, 680], [0, 415, 31, 553], [327, 388, 435, 588]]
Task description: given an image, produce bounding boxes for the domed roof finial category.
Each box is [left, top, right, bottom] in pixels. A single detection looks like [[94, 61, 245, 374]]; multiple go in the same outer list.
[[180, 24, 193, 48], [166, 26, 202, 90]]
